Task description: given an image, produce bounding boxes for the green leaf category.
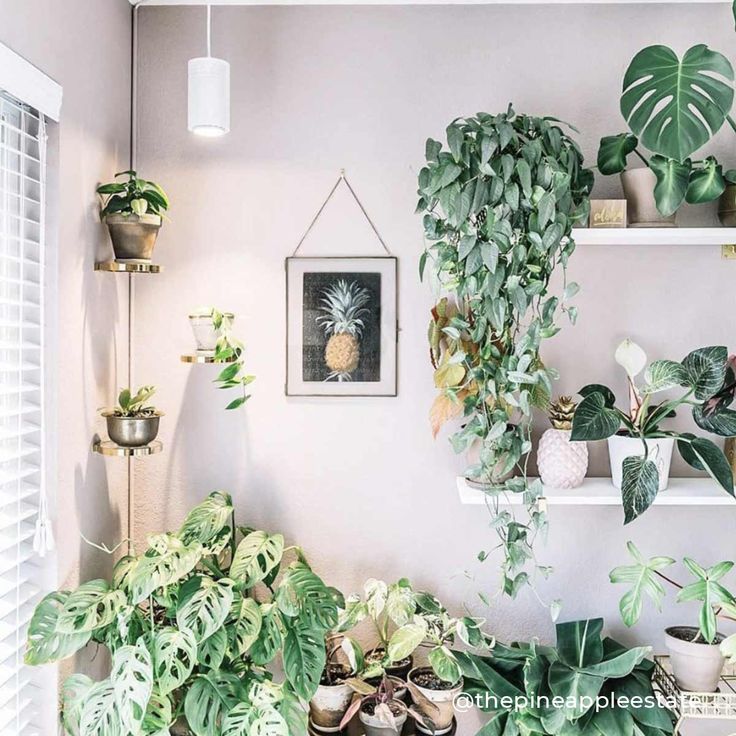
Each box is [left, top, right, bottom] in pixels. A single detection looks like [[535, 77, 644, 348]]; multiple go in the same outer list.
[[80, 680, 122, 736], [198, 627, 227, 670], [387, 623, 426, 663], [579, 645, 650, 677], [419, 251, 428, 281], [230, 531, 284, 588], [364, 578, 388, 619], [692, 404, 736, 437], [610, 542, 675, 627], [61, 674, 94, 736], [142, 688, 173, 735], [429, 645, 462, 684], [282, 617, 327, 700], [597, 133, 638, 175], [621, 456, 659, 524], [425, 138, 441, 163], [250, 604, 284, 666], [682, 346, 728, 400], [275, 562, 338, 630], [515, 159, 532, 197], [184, 672, 244, 736], [24, 591, 91, 665], [111, 639, 153, 734], [537, 192, 555, 229], [686, 157, 726, 204], [176, 576, 234, 641], [447, 125, 464, 163], [178, 491, 233, 545], [579, 384, 617, 408], [152, 627, 198, 696], [231, 597, 263, 656], [677, 435, 734, 495], [386, 579, 416, 627], [278, 687, 309, 736], [642, 360, 688, 394], [56, 579, 126, 634], [548, 662, 605, 718], [649, 155, 690, 217], [621, 44, 735, 161], [556, 619, 604, 668], [570, 392, 621, 441]]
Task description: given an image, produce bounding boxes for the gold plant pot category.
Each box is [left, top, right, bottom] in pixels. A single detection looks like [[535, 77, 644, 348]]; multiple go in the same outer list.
[[104, 213, 161, 262], [718, 184, 736, 226]]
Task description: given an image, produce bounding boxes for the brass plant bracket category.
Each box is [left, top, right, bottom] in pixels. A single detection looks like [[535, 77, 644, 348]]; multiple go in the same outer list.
[[722, 244, 736, 259]]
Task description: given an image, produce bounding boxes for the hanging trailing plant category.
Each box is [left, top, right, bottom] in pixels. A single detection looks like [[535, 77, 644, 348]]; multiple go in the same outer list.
[[417, 107, 593, 606]]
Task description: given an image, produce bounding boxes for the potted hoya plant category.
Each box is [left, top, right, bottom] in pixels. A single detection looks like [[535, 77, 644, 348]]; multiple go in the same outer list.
[[25, 492, 341, 736], [598, 11, 736, 225], [571, 340, 736, 523], [97, 170, 169, 261], [418, 107, 592, 603], [101, 385, 161, 447], [611, 542, 736, 692]]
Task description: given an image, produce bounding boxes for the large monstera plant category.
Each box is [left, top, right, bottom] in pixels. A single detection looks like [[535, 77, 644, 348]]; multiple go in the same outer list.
[[25, 492, 341, 736], [456, 618, 674, 736], [418, 107, 592, 605], [599, 15, 736, 216]]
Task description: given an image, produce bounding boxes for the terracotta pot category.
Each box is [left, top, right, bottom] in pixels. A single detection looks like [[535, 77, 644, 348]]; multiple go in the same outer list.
[[310, 681, 354, 732], [359, 705, 407, 736], [408, 667, 463, 735], [607, 435, 674, 491], [188, 313, 234, 353], [718, 184, 736, 226], [103, 412, 161, 448], [620, 169, 677, 227], [665, 626, 725, 692], [105, 213, 161, 261]]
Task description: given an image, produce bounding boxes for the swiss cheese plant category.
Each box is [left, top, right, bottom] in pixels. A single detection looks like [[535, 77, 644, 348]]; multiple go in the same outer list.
[[25, 492, 341, 736]]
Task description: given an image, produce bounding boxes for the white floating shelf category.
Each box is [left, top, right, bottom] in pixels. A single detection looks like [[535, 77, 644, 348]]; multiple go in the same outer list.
[[572, 228, 736, 246], [457, 476, 735, 506]]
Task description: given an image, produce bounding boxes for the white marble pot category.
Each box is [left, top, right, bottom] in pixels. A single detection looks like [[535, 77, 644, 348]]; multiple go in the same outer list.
[[665, 626, 725, 692]]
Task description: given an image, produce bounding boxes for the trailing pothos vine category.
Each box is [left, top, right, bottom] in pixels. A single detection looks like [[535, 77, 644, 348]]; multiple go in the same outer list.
[[418, 107, 592, 608]]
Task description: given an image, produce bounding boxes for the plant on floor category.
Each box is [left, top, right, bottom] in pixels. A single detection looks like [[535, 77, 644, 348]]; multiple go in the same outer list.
[[110, 385, 158, 417], [536, 396, 589, 489], [417, 107, 593, 606], [456, 618, 674, 736], [336, 579, 490, 684], [598, 6, 736, 216], [570, 340, 735, 523], [317, 279, 370, 382], [611, 542, 736, 691], [97, 170, 169, 220], [205, 307, 255, 410], [25, 492, 341, 736]]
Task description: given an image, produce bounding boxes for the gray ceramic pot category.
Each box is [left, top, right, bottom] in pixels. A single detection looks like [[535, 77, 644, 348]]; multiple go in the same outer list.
[[718, 184, 736, 226], [105, 213, 161, 261], [621, 168, 676, 227], [665, 626, 725, 692], [103, 412, 161, 447]]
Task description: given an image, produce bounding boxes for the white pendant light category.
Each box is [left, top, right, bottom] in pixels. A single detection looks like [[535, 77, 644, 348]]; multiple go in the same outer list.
[[188, 4, 230, 137]]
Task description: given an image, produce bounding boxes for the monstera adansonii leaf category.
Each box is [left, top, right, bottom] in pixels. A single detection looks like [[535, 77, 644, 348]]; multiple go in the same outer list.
[[621, 44, 735, 161]]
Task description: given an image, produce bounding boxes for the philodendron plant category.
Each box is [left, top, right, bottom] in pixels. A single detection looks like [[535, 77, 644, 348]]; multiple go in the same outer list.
[[25, 492, 341, 736], [571, 340, 736, 522], [209, 309, 255, 411], [598, 6, 736, 216], [337, 578, 490, 684], [418, 107, 592, 604], [456, 618, 673, 736]]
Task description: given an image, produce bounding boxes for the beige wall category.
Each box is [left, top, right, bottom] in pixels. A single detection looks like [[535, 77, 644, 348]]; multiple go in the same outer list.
[[131, 3, 734, 726], [0, 0, 131, 677]]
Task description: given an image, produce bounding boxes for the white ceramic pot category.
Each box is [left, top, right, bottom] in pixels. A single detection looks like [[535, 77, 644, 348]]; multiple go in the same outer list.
[[607, 434, 674, 491], [408, 667, 463, 735], [188, 313, 233, 353], [359, 706, 407, 736], [309, 682, 354, 732], [665, 626, 725, 692]]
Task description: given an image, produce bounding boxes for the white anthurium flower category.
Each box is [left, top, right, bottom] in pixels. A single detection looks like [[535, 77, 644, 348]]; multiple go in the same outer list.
[[615, 339, 647, 379]]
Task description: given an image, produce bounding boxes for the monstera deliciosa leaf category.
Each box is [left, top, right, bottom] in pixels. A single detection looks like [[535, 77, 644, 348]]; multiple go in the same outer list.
[[621, 45, 735, 162]]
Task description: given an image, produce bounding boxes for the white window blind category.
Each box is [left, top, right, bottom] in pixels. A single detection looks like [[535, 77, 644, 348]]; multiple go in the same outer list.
[[0, 90, 49, 736]]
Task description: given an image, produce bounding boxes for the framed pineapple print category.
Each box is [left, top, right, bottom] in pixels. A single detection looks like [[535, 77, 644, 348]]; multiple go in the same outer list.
[[286, 256, 397, 396]]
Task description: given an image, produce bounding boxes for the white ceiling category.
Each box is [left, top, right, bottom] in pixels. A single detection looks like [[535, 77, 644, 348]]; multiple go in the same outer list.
[[131, 0, 730, 5]]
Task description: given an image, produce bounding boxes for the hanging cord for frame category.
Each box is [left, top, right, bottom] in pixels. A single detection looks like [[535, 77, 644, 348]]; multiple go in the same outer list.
[[291, 169, 393, 257], [33, 113, 54, 558]]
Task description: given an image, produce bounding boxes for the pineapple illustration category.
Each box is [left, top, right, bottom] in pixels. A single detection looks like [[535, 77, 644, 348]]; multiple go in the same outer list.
[[317, 279, 371, 382], [537, 396, 589, 489]]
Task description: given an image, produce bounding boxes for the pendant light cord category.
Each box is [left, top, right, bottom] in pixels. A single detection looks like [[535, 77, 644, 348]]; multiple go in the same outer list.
[[206, 4, 212, 57]]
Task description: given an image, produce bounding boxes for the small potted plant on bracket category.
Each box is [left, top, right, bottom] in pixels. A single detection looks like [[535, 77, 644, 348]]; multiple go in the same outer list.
[[611, 541, 736, 692], [101, 385, 161, 448], [571, 339, 736, 523], [96, 170, 169, 262]]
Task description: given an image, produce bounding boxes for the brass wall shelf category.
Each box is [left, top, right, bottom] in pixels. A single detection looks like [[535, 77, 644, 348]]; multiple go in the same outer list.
[[95, 261, 162, 273], [93, 440, 163, 457], [180, 353, 236, 364]]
